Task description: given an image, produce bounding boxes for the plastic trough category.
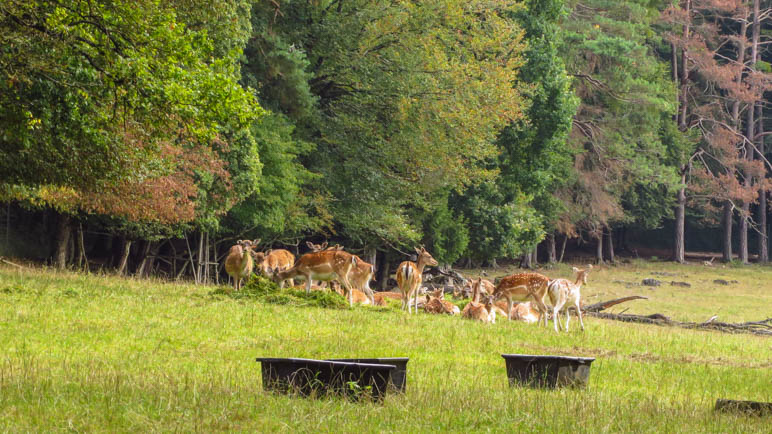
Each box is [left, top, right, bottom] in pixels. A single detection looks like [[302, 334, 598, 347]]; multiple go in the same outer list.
[[325, 358, 409, 393], [502, 354, 595, 389], [715, 399, 772, 416], [256, 358, 397, 401]]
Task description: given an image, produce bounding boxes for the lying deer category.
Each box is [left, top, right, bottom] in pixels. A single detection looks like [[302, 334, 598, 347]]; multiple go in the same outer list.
[[254, 248, 296, 286], [461, 278, 496, 323], [423, 289, 460, 315], [396, 247, 439, 314], [492, 272, 551, 326], [224, 239, 259, 291], [546, 265, 591, 332]]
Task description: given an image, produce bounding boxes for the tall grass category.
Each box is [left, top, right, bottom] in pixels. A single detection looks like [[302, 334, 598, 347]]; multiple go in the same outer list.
[[0, 262, 770, 432]]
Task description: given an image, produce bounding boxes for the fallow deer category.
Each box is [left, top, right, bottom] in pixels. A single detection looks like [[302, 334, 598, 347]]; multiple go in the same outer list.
[[547, 266, 591, 332], [507, 301, 540, 323], [224, 239, 259, 291], [254, 248, 296, 286], [273, 249, 358, 306], [396, 247, 439, 314], [423, 289, 460, 315], [461, 278, 496, 323], [492, 272, 551, 326], [348, 255, 376, 304]]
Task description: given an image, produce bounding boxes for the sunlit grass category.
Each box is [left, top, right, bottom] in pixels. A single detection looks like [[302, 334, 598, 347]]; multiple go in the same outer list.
[[0, 263, 770, 432]]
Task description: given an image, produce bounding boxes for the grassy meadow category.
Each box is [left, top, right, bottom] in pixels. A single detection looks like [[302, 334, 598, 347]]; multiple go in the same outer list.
[[0, 261, 771, 432]]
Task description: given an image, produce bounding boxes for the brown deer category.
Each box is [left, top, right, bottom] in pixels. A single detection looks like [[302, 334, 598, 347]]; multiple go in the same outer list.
[[492, 272, 551, 326], [224, 239, 259, 291], [423, 289, 460, 315], [348, 255, 376, 304], [273, 250, 358, 306], [254, 249, 296, 285], [546, 266, 591, 332], [396, 247, 439, 314], [461, 278, 496, 323]]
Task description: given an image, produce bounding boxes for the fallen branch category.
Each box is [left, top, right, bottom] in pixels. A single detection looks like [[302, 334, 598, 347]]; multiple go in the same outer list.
[[0, 258, 23, 268], [587, 311, 772, 337], [583, 295, 649, 312]]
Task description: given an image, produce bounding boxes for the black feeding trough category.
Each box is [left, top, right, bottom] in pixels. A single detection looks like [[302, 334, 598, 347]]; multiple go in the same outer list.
[[256, 357, 404, 401], [326, 358, 409, 393], [715, 399, 772, 416], [502, 354, 595, 389]]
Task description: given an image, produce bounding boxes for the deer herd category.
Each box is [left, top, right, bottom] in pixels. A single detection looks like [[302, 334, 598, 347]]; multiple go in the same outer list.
[[225, 240, 591, 332]]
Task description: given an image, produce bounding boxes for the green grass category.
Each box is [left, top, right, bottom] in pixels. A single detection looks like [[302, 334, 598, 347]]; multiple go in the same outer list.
[[0, 262, 771, 432]]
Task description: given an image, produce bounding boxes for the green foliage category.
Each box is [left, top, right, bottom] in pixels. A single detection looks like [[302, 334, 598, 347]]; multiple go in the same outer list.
[[451, 182, 544, 262], [557, 0, 682, 234], [422, 199, 469, 265], [246, 0, 530, 248]]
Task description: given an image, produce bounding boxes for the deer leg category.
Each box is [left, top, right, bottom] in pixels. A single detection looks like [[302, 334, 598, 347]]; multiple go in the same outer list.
[[305, 275, 312, 295], [576, 301, 584, 331], [507, 299, 514, 321]]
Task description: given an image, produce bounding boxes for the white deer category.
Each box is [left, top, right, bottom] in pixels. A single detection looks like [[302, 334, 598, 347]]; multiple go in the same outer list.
[[546, 265, 591, 332]]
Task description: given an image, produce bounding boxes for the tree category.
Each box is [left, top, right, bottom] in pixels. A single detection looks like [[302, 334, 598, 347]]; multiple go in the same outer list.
[[560, 0, 683, 261]]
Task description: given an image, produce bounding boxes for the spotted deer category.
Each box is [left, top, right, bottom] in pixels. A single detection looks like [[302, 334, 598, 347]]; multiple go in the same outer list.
[[461, 278, 496, 323], [224, 239, 259, 291], [254, 248, 296, 286], [547, 265, 591, 332], [396, 247, 439, 314], [492, 272, 551, 326], [273, 250, 358, 306], [423, 289, 460, 315]]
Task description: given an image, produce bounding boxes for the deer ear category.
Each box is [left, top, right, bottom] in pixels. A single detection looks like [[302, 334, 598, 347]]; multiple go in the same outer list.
[[253, 239, 261, 246], [306, 241, 314, 248], [588, 264, 593, 269], [320, 241, 328, 249], [572, 267, 579, 273], [414, 247, 422, 255]]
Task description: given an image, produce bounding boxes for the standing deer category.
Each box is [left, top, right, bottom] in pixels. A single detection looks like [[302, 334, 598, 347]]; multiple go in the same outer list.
[[348, 255, 376, 304], [224, 239, 259, 291], [547, 265, 591, 332], [492, 272, 551, 326], [254, 248, 296, 286], [273, 249, 358, 306], [396, 247, 439, 314]]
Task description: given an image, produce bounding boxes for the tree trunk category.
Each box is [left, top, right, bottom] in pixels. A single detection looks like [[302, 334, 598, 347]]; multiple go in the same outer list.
[[758, 103, 768, 263], [377, 256, 390, 291], [522, 251, 532, 269], [364, 246, 377, 267], [116, 237, 132, 275], [532, 245, 538, 266], [55, 213, 72, 269], [490, 258, 498, 268], [135, 241, 153, 277], [197, 232, 205, 283], [673, 175, 686, 263], [76, 222, 88, 270], [743, 0, 760, 265], [605, 227, 615, 263], [595, 233, 603, 264], [548, 233, 557, 263], [732, 17, 749, 264], [559, 235, 568, 263], [722, 201, 733, 262]]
